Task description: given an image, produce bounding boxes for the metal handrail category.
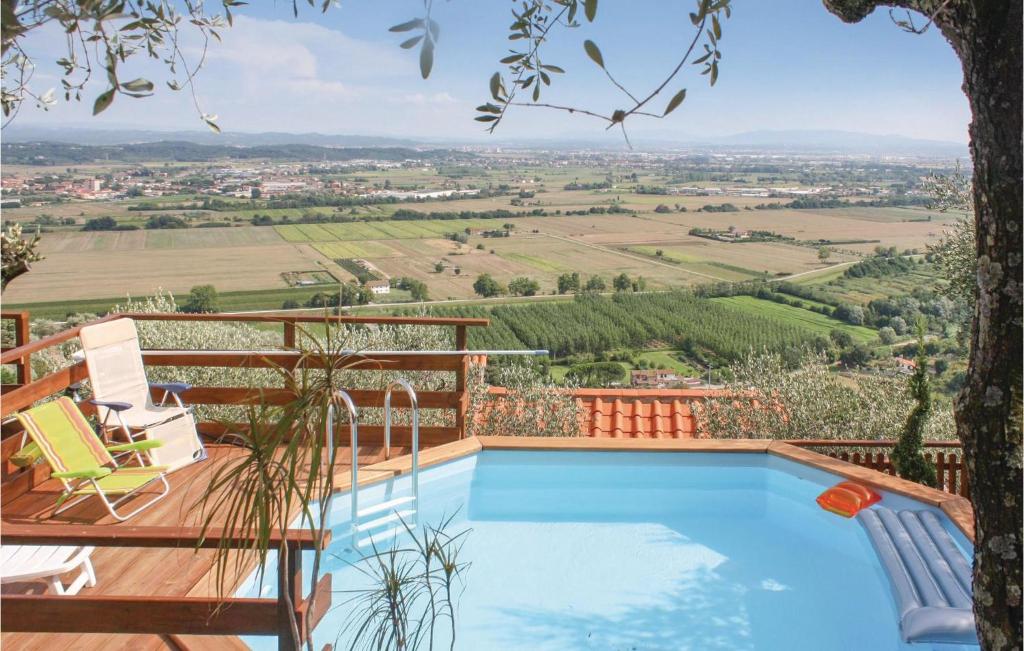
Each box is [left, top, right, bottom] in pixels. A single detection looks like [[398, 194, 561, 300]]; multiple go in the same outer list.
[[384, 379, 420, 520], [326, 389, 359, 532]]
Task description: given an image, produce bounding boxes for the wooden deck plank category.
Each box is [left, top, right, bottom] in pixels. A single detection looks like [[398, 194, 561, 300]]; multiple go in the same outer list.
[[0, 442, 409, 650]]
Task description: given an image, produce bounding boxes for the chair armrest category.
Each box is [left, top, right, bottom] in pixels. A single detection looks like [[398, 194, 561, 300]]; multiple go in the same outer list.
[[89, 399, 133, 412], [106, 439, 163, 453], [10, 442, 42, 468], [52, 467, 112, 480], [150, 382, 192, 395]]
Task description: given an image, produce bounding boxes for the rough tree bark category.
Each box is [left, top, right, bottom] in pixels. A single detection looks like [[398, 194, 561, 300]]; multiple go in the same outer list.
[[822, 2, 1022, 650]]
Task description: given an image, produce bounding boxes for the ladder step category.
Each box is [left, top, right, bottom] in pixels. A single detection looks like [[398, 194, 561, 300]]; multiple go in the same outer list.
[[354, 510, 416, 533], [356, 496, 416, 519], [357, 524, 416, 548]]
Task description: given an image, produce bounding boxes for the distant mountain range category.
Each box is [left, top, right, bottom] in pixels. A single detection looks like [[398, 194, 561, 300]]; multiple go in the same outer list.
[[1, 140, 473, 166], [682, 129, 968, 157], [2, 126, 426, 149], [2, 125, 968, 158]]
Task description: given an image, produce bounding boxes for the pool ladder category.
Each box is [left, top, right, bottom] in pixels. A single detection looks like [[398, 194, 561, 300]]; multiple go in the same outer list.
[[328, 381, 420, 549]]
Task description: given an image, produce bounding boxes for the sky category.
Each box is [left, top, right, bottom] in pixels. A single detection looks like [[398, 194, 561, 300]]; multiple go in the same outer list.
[[13, 0, 971, 143]]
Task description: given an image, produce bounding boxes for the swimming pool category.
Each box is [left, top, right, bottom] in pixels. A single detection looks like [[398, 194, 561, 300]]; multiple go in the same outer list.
[[241, 445, 977, 651]]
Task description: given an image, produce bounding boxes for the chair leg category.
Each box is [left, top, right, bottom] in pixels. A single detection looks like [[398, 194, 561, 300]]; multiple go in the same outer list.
[[83, 556, 97, 587], [62, 558, 96, 596], [47, 575, 67, 596], [100, 474, 171, 522], [52, 492, 92, 517]]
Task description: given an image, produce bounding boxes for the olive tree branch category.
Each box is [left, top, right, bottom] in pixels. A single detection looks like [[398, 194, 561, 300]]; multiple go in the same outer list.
[[479, 0, 729, 145], [481, 2, 572, 134], [619, 12, 707, 121]]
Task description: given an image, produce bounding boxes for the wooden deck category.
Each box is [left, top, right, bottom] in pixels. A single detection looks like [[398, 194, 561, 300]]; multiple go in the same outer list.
[[0, 443, 407, 651]]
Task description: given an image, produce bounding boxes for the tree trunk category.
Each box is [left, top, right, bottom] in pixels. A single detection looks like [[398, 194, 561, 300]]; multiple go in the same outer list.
[[822, 2, 1023, 649], [950, 3, 1023, 650]]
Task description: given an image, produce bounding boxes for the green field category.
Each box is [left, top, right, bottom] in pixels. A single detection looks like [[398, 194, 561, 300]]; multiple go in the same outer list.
[[276, 219, 499, 242], [794, 264, 946, 302], [710, 296, 878, 343], [549, 349, 701, 384], [312, 241, 397, 259], [628, 245, 774, 280], [502, 252, 573, 273], [635, 349, 703, 376], [4, 286, 415, 320]]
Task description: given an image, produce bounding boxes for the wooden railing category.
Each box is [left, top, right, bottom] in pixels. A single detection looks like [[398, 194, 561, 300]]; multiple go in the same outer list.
[[786, 439, 970, 499], [0, 523, 330, 650], [0, 311, 487, 431]]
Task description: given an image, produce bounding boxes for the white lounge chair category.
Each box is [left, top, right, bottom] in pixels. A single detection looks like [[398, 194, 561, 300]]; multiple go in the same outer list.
[[0, 545, 97, 595], [79, 318, 206, 472]]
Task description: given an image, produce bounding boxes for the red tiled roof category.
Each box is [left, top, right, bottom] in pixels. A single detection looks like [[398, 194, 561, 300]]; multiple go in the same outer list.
[[572, 388, 723, 439], [480, 385, 724, 439]]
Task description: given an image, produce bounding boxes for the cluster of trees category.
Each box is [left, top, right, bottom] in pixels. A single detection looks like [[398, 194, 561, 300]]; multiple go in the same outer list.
[[755, 195, 932, 211], [395, 277, 429, 301], [178, 285, 219, 313], [443, 231, 470, 244], [81, 215, 189, 231], [472, 273, 503, 298], [564, 361, 626, 387], [563, 180, 611, 191], [471, 274, 541, 298], [31, 215, 77, 227], [391, 208, 520, 221], [554, 272, 645, 294], [844, 253, 918, 278], [562, 205, 631, 216], [635, 185, 669, 195], [699, 203, 740, 213], [82, 216, 137, 231], [145, 215, 189, 229], [303, 284, 372, 308], [507, 277, 540, 297]]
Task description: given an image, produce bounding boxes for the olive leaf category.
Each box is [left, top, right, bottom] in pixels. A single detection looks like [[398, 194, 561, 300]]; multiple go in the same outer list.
[[664, 88, 687, 116], [583, 40, 604, 68], [92, 88, 115, 115]]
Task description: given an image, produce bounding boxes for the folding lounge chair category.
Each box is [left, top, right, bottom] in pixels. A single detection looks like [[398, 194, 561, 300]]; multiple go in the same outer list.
[[79, 318, 206, 472], [16, 397, 170, 522], [0, 545, 97, 595]]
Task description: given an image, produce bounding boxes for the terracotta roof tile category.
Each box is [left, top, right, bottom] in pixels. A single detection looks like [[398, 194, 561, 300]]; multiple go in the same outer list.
[[572, 388, 719, 440], [480, 387, 721, 439]]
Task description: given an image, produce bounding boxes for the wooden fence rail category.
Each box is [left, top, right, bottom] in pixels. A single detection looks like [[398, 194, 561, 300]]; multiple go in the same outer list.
[[0, 524, 329, 649], [785, 439, 970, 500]]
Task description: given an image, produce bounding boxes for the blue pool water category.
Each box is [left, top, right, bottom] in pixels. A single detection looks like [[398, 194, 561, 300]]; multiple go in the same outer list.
[[241, 450, 977, 651]]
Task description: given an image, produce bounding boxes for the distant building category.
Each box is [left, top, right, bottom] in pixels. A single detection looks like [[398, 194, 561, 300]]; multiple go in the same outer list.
[[366, 280, 390, 295], [894, 357, 917, 375], [630, 369, 680, 388]]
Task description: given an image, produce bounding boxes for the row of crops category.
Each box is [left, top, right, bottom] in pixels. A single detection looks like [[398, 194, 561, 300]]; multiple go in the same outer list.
[[276, 219, 498, 242], [420, 292, 833, 360]]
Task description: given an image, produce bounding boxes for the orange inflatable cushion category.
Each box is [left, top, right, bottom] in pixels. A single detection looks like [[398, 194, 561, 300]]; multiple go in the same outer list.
[[816, 481, 882, 518]]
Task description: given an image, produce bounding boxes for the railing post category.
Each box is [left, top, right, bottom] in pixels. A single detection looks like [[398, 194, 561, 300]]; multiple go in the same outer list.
[[454, 325, 468, 439], [278, 541, 302, 651], [14, 312, 30, 385], [283, 320, 297, 350]]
